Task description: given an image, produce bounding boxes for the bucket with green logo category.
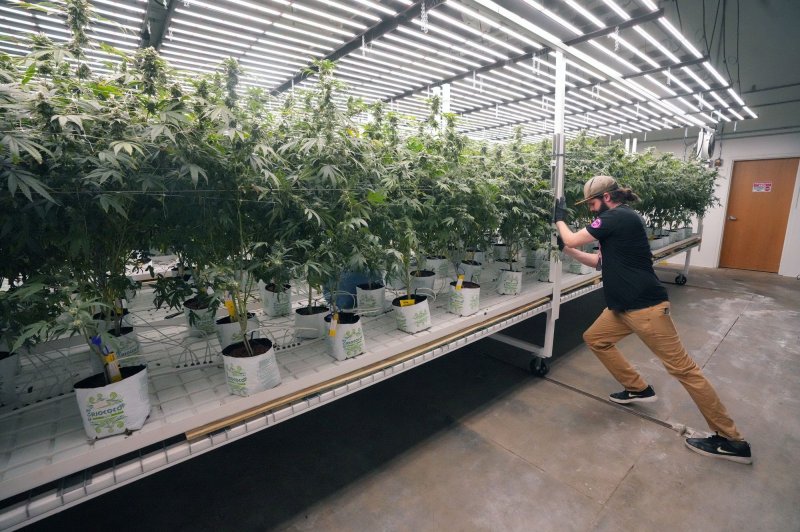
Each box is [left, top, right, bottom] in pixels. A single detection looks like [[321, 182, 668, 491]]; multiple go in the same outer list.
[[74, 365, 150, 439]]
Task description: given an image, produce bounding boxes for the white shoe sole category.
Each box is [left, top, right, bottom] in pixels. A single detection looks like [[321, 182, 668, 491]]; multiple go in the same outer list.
[[684, 439, 753, 464], [609, 394, 658, 404]]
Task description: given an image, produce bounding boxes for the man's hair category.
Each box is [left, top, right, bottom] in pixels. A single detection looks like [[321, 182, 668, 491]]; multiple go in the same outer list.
[[608, 187, 639, 204]]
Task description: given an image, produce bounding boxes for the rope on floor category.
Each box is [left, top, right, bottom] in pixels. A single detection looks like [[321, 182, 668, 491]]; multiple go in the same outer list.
[[541, 375, 703, 438]]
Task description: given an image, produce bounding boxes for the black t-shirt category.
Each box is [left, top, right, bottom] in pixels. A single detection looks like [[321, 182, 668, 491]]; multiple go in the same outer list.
[[585, 205, 668, 311]]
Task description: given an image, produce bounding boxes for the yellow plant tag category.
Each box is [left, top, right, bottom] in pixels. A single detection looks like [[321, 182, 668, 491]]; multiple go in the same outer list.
[[399, 298, 415, 307], [104, 352, 122, 383], [328, 313, 338, 337], [455, 274, 464, 291], [224, 299, 237, 320]]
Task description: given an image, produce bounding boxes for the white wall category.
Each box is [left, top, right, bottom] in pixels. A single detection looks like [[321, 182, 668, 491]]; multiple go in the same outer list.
[[639, 132, 800, 277]]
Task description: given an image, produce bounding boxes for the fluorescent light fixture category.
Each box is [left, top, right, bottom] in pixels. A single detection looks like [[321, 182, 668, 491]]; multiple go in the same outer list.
[[589, 41, 640, 73], [702, 61, 729, 85], [285, 3, 368, 29], [220, 0, 281, 17], [676, 97, 700, 113], [179, 1, 275, 26], [444, 2, 543, 50], [349, 0, 397, 17], [743, 106, 758, 119], [410, 17, 506, 60], [387, 31, 482, 68], [600, 0, 631, 20], [726, 88, 746, 106], [176, 8, 270, 33], [173, 19, 260, 42], [633, 27, 680, 63], [644, 74, 677, 97], [680, 69, 709, 95], [521, 0, 583, 35], [271, 22, 344, 45], [659, 18, 703, 59], [562, 0, 604, 27], [371, 41, 462, 74], [396, 26, 492, 64], [93, 0, 146, 14], [728, 109, 744, 120], [427, 10, 526, 55]]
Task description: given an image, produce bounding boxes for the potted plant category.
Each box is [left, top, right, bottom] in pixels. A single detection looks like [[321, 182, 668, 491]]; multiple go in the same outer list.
[[0, 2, 194, 434], [494, 129, 551, 294]]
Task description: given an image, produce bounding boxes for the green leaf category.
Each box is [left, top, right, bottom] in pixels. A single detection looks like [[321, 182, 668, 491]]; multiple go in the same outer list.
[[97, 194, 127, 218], [181, 163, 206, 186], [21, 64, 36, 84], [110, 141, 144, 156], [366, 190, 386, 204]]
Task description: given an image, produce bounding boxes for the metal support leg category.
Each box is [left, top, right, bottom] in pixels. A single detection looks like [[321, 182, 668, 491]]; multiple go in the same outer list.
[[487, 309, 555, 376]]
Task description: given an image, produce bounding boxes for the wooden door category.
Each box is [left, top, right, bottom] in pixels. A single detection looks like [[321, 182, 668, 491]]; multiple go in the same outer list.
[[719, 158, 799, 272]]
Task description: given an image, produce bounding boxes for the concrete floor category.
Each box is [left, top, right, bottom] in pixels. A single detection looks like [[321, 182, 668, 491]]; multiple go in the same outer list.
[[26, 267, 800, 531]]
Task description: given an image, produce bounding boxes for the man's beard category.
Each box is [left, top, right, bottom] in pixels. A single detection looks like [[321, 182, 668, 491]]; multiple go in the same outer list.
[[593, 201, 609, 215]]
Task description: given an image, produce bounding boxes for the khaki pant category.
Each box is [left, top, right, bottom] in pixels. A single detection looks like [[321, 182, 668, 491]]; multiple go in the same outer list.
[[583, 301, 742, 440]]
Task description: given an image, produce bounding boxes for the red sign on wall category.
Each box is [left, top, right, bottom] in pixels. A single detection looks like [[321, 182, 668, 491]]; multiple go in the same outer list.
[[752, 182, 772, 192]]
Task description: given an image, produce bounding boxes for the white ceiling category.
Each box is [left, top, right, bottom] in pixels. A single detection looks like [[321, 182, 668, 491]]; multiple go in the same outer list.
[[643, 0, 800, 142]]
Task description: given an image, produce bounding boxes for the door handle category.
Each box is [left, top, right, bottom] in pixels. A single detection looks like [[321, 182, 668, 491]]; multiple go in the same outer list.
[[728, 215, 737, 221]]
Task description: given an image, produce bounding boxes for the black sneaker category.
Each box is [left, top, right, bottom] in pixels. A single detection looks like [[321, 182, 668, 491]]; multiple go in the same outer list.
[[609, 385, 657, 404], [685, 434, 753, 464]]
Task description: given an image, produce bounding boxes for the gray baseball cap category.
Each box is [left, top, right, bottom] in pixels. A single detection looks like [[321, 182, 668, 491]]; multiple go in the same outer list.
[[575, 175, 619, 205]]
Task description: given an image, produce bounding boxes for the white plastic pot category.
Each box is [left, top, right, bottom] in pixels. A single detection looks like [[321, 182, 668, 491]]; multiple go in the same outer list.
[[74, 365, 150, 439], [94, 310, 135, 332], [424, 256, 448, 277], [216, 314, 260, 350], [392, 295, 432, 334], [527, 248, 548, 268], [222, 338, 281, 396], [108, 327, 144, 367], [537, 262, 552, 282], [294, 306, 329, 339], [324, 313, 365, 361], [356, 282, 385, 316], [183, 297, 217, 337], [497, 269, 523, 295], [259, 282, 292, 317], [466, 250, 486, 264], [411, 270, 436, 292], [447, 281, 481, 317], [458, 260, 482, 284], [493, 243, 509, 260]]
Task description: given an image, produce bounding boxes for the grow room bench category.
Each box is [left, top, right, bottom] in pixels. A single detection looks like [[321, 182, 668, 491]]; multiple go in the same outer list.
[[0, 236, 700, 530]]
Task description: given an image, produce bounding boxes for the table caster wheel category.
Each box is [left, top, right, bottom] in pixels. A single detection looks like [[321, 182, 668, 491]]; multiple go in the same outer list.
[[530, 358, 549, 377], [675, 274, 687, 285]]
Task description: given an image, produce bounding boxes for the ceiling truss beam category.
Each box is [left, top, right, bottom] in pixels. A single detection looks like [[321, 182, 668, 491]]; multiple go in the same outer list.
[[383, 8, 664, 103], [270, 0, 447, 96], [139, 0, 179, 51]]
